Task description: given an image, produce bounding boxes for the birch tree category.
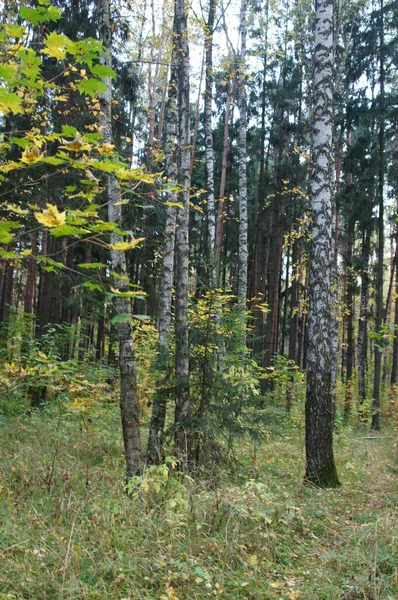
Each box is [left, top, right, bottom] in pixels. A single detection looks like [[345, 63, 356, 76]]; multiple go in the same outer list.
[[147, 33, 179, 464], [204, 0, 216, 283], [237, 0, 248, 330], [174, 0, 191, 467], [98, 0, 141, 478], [305, 0, 340, 488]]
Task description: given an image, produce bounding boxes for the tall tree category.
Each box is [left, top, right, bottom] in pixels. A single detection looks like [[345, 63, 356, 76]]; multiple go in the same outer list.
[[173, 0, 191, 467], [204, 0, 216, 284], [305, 0, 340, 487], [237, 0, 248, 332], [371, 0, 385, 430], [98, 0, 141, 478]]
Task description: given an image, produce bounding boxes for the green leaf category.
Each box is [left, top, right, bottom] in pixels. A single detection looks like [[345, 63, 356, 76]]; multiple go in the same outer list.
[[132, 314, 151, 321], [90, 64, 116, 79], [5, 24, 26, 38], [19, 5, 61, 25], [50, 224, 87, 237], [77, 262, 107, 269], [76, 78, 106, 98], [0, 90, 23, 115], [0, 249, 18, 258], [111, 313, 132, 325], [82, 281, 103, 292]]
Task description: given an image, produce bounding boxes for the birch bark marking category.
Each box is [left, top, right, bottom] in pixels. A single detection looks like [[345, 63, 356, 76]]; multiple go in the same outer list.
[[237, 0, 248, 326], [147, 33, 179, 464], [98, 0, 141, 478], [204, 0, 216, 283], [305, 0, 340, 487], [174, 0, 191, 468]]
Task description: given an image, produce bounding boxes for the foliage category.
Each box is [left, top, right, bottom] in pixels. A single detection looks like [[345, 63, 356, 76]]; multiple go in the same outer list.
[[0, 311, 113, 415], [0, 406, 397, 599]]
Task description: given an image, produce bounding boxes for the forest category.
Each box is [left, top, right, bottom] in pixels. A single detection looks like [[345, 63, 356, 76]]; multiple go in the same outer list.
[[0, 0, 397, 597]]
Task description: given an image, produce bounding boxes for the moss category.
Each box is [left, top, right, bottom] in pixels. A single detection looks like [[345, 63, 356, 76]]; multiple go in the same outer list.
[[304, 462, 341, 488]]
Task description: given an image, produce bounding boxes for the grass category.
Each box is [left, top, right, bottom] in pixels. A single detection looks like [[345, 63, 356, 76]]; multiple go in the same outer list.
[[0, 403, 397, 600]]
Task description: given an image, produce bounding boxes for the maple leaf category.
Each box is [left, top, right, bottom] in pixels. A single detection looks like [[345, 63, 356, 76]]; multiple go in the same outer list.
[[60, 133, 91, 152], [21, 145, 43, 163], [98, 143, 115, 155], [35, 204, 66, 228], [111, 237, 145, 251]]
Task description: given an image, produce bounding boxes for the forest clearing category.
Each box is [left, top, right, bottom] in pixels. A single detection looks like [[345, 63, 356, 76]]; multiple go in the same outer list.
[[1, 0, 398, 596]]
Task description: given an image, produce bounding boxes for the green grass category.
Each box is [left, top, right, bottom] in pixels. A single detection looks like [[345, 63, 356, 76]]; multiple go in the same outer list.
[[0, 404, 397, 599]]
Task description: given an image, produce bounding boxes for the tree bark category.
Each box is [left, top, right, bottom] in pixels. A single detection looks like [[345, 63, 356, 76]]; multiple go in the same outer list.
[[371, 0, 384, 431], [173, 0, 191, 468], [204, 0, 216, 284], [98, 0, 141, 478], [305, 0, 340, 488], [237, 0, 248, 337], [147, 34, 179, 464]]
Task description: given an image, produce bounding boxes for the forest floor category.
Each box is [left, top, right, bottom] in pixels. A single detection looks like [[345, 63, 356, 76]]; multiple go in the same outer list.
[[0, 405, 397, 600]]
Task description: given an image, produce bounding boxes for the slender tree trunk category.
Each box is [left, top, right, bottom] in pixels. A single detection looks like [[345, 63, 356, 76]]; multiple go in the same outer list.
[[190, 54, 204, 177], [173, 0, 191, 468], [147, 38, 179, 464], [371, 0, 384, 430], [237, 0, 248, 335], [98, 0, 141, 478], [204, 0, 216, 283], [305, 0, 340, 488], [215, 59, 235, 282], [391, 209, 398, 384], [357, 222, 371, 402], [24, 230, 38, 315]]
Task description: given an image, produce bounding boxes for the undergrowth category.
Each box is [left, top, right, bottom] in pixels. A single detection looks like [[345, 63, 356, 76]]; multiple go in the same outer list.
[[0, 404, 397, 599]]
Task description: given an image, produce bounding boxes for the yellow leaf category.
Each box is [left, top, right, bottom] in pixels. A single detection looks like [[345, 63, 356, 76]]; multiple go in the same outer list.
[[21, 249, 32, 257], [6, 203, 28, 215], [98, 143, 115, 154], [35, 204, 66, 228], [60, 133, 91, 152], [111, 237, 145, 251], [21, 145, 44, 163], [270, 582, 285, 589]]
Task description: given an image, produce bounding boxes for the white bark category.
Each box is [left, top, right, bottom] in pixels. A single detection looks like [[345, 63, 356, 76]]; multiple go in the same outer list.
[[237, 0, 248, 331], [98, 0, 141, 478], [174, 0, 191, 468], [305, 0, 339, 487]]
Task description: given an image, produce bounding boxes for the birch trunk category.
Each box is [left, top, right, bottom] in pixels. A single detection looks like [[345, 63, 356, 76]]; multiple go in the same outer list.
[[98, 0, 141, 478], [147, 37, 179, 464], [305, 0, 339, 487], [371, 0, 385, 431], [173, 0, 191, 468], [215, 58, 235, 282], [237, 0, 248, 330], [204, 0, 216, 283]]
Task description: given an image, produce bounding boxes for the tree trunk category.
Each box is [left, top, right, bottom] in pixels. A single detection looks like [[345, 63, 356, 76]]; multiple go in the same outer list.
[[173, 0, 191, 468], [305, 0, 340, 488], [371, 0, 384, 431], [98, 0, 141, 478], [215, 58, 235, 283], [237, 0, 248, 335], [147, 36, 179, 464], [204, 0, 216, 284]]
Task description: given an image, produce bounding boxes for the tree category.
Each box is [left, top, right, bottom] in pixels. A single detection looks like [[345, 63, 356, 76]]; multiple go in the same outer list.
[[173, 0, 191, 468], [304, 0, 340, 488], [98, 0, 141, 477]]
